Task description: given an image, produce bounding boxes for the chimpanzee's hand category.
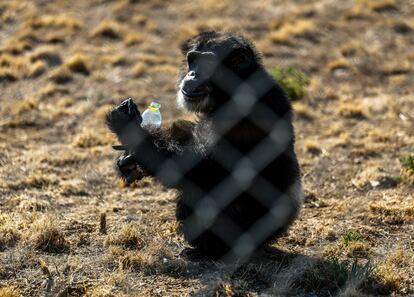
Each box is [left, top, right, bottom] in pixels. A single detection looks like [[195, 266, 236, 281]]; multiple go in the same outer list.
[[116, 153, 145, 184], [106, 98, 144, 145]]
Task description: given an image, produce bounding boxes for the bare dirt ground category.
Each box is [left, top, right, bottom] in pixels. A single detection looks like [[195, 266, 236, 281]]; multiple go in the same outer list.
[[0, 0, 413, 296]]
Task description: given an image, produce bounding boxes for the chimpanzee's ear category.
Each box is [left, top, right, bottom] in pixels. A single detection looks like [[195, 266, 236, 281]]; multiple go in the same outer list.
[[229, 48, 253, 69]]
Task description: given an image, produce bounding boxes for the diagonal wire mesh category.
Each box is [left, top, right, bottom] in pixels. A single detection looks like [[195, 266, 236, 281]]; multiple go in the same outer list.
[[108, 35, 305, 263]]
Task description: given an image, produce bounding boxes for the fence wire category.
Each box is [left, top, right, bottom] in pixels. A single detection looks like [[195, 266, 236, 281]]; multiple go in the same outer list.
[[109, 41, 304, 263]]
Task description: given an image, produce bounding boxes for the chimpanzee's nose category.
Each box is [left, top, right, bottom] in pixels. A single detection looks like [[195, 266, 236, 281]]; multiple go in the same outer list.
[[183, 80, 206, 94]]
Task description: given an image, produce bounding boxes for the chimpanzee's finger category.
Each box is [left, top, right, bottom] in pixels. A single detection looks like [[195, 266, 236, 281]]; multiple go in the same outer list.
[[117, 98, 131, 114], [112, 144, 128, 151], [127, 99, 143, 124], [125, 171, 139, 184], [118, 154, 137, 167]]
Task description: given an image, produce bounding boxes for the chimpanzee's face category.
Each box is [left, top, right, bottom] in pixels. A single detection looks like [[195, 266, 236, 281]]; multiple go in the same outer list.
[[177, 34, 255, 114], [177, 50, 219, 113]]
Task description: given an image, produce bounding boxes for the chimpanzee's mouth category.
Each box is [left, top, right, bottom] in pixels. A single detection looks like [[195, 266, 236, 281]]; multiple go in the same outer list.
[[181, 89, 208, 100]]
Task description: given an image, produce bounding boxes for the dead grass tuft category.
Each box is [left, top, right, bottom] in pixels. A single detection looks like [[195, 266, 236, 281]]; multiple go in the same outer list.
[[338, 102, 366, 119], [40, 151, 86, 167], [0, 220, 21, 251], [151, 64, 177, 75], [49, 67, 73, 84], [30, 46, 62, 67], [369, 203, 414, 225], [0, 69, 18, 82], [375, 250, 412, 294], [369, 0, 398, 13], [28, 14, 81, 30], [85, 286, 117, 297], [293, 102, 316, 121], [131, 62, 146, 77], [1, 39, 32, 55], [124, 32, 144, 46], [304, 140, 322, 155], [5, 172, 58, 190], [65, 53, 90, 75], [328, 58, 352, 72], [0, 54, 28, 80], [14, 96, 38, 115], [92, 20, 124, 40], [18, 198, 50, 212], [270, 20, 316, 44], [72, 129, 112, 148], [101, 54, 128, 66], [347, 0, 398, 19], [105, 223, 145, 250], [28, 216, 67, 252], [118, 250, 146, 272], [37, 83, 69, 99], [28, 60, 47, 78], [0, 287, 20, 297]]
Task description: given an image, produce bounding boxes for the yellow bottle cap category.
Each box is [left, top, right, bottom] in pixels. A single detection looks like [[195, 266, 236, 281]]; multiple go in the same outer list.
[[148, 101, 161, 111]]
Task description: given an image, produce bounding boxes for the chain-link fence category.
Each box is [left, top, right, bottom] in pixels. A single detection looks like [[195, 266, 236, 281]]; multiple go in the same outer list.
[[107, 32, 304, 263]]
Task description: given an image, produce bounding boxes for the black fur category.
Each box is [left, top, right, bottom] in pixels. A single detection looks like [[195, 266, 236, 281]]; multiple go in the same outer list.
[[106, 31, 303, 260]]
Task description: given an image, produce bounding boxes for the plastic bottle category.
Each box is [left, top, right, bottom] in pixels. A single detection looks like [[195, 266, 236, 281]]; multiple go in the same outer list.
[[141, 101, 162, 128]]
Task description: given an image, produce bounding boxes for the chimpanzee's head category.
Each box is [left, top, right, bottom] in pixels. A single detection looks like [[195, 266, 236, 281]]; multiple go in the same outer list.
[[177, 31, 262, 114]]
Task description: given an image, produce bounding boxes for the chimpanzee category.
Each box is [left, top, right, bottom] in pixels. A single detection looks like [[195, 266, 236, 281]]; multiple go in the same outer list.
[[106, 31, 303, 260]]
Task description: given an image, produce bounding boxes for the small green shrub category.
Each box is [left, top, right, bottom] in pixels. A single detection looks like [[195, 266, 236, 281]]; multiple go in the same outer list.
[[270, 66, 310, 100], [400, 153, 414, 172], [340, 230, 363, 247]]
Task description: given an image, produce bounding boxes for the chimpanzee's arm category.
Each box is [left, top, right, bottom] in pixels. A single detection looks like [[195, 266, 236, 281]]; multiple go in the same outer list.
[[106, 99, 197, 186]]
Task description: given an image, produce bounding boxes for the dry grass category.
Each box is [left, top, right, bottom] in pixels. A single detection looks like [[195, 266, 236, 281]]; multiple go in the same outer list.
[[92, 20, 125, 40], [131, 62, 146, 77], [270, 19, 316, 44], [14, 96, 38, 115], [28, 14, 81, 30], [27, 60, 47, 78], [105, 223, 145, 250], [375, 250, 413, 294], [338, 102, 366, 119], [65, 53, 90, 75], [28, 216, 67, 252], [4, 172, 58, 191], [72, 129, 114, 148], [0, 54, 28, 80], [0, 216, 21, 251], [304, 140, 322, 156], [0, 287, 20, 297], [368, 0, 398, 13], [30, 46, 62, 67], [48, 67, 73, 84], [0, 0, 413, 296], [328, 58, 352, 72], [368, 203, 414, 225]]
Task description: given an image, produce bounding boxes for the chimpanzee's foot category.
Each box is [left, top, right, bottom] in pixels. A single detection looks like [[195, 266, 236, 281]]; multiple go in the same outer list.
[[179, 247, 206, 261]]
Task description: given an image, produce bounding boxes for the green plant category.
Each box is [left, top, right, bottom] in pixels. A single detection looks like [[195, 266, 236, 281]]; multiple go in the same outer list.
[[400, 153, 414, 172], [270, 66, 310, 100], [340, 230, 363, 247]]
